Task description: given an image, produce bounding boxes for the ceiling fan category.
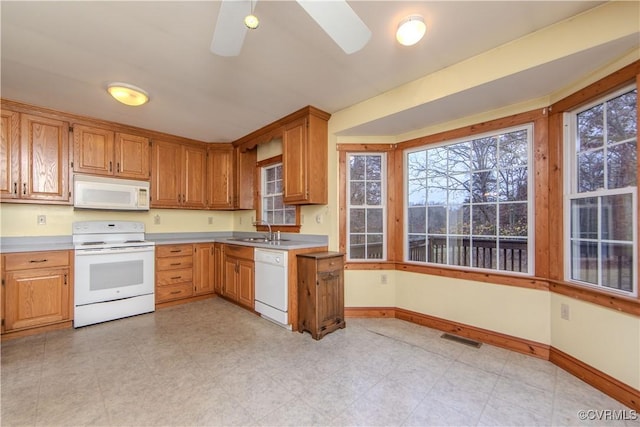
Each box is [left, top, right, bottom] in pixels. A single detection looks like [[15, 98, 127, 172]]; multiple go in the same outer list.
[[210, 0, 371, 57]]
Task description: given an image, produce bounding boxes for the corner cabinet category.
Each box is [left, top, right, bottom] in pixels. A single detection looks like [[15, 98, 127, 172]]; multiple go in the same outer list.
[[297, 252, 345, 340], [0, 108, 71, 204], [282, 107, 330, 205], [1, 250, 72, 334]]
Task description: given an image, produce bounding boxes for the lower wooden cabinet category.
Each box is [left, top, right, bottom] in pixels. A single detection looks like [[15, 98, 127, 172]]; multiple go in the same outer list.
[[1, 250, 72, 334], [156, 243, 217, 306], [155, 244, 194, 304], [193, 243, 215, 296], [297, 252, 345, 340], [222, 244, 254, 309]]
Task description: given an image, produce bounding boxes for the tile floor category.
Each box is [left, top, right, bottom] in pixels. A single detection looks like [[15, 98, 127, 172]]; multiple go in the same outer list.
[[1, 298, 638, 427]]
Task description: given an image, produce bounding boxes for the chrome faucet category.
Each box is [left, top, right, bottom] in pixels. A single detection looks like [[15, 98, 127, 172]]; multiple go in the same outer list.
[[253, 220, 272, 241]]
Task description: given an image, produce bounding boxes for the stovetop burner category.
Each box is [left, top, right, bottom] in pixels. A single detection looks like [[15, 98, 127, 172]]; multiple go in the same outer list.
[[72, 221, 154, 250]]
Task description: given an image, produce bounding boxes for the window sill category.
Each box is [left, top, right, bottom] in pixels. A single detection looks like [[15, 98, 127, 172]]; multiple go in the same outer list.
[[255, 225, 301, 233]]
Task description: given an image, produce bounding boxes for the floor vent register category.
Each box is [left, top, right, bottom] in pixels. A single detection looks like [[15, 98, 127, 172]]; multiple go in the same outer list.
[[440, 333, 482, 348]]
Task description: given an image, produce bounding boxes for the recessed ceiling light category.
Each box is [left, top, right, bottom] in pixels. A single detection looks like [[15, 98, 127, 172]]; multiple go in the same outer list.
[[107, 82, 149, 106], [396, 15, 426, 46]]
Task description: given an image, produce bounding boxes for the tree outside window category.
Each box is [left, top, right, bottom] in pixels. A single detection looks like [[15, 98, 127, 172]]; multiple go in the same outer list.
[[406, 125, 533, 273], [566, 87, 637, 295]]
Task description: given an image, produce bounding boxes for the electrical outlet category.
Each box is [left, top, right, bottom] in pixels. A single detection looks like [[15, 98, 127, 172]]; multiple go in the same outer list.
[[381, 273, 388, 284], [37, 215, 46, 225], [315, 214, 322, 224], [208, 217, 213, 225], [154, 215, 161, 225], [560, 303, 570, 320]]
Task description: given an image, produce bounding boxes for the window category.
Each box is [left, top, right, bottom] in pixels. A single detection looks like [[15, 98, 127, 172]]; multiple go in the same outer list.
[[347, 153, 386, 260], [405, 125, 533, 274], [260, 162, 297, 226], [565, 86, 637, 296]]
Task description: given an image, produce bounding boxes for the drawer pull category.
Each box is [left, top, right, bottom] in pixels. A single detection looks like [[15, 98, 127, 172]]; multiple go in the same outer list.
[[170, 262, 182, 266], [29, 259, 48, 263], [171, 276, 182, 280], [170, 290, 181, 295], [170, 250, 182, 253]]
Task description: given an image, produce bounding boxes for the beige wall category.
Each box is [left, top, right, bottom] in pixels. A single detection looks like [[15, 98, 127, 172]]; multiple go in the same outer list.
[[328, 2, 640, 391], [0, 204, 234, 236]]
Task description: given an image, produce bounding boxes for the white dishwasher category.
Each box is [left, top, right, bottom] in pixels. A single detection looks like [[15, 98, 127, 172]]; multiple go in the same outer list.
[[254, 248, 290, 329]]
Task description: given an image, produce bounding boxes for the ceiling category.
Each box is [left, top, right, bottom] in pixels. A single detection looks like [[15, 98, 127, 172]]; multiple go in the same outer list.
[[0, 1, 635, 143]]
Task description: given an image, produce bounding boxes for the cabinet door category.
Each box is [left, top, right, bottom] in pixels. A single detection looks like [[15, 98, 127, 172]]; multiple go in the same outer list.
[[223, 257, 238, 300], [193, 243, 215, 296], [150, 140, 182, 207], [317, 270, 343, 330], [1, 109, 20, 200], [213, 243, 224, 294], [234, 147, 256, 209], [282, 117, 308, 203], [4, 268, 70, 331], [20, 114, 70, 202], [237, 258, 254, 309], [207, 147, 234, 209], [182, 144, 207, 209], [72, 125, 114, 176], [115, 132, 150, 180]]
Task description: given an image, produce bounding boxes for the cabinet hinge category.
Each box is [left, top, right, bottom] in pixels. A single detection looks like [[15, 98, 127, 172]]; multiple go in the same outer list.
[[1, 319, 4, 327], [1, 278, 4, 286], [70, 161, 74, 168]]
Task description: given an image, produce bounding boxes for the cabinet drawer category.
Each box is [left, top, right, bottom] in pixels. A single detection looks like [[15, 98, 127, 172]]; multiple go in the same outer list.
[[156, 244, 193, 257], [224, 244, 253, 260], [317, 257, 343, 273], [157, 268, 193, 286], [4, 251, 70, 271], [156, 282, 193, 303], [157, 255, 193, 270]]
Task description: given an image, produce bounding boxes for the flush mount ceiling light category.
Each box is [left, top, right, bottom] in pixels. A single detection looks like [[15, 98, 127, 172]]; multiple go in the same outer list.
[[244, 0, 259, 30], [244, 14, 259, 29], [107, 82, 149, 106], [396, 15, 426, 46]]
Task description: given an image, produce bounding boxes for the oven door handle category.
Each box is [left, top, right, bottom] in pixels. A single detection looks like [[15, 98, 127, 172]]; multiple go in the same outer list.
[[75, 246, 155, 255]]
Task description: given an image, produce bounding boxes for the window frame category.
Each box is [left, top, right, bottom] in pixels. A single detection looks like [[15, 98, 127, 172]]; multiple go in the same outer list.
[[255, 155, 301, 233], [346, 152, 388, 262], [403, 124, 535, 276], [562, 85, 638, 297]]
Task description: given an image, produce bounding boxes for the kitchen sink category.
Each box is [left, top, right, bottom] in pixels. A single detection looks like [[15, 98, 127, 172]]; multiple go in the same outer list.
[[228, 237, 289, 243]]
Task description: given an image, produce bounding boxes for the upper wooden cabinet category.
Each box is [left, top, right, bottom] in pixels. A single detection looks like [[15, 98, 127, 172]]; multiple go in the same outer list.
[[150, 139, 207, 209], [73, 125, 149, 180], [0, 109, 70, 203], [234, 147, 256, 210], [207, 145, 234, 209], [1, 109, 20, 200], [281, 107, 329, 205], [233, 106, 329, 206]]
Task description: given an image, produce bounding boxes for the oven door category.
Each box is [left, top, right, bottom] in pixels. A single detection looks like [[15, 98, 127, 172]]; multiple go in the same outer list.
[[75, 246, 155, 306]]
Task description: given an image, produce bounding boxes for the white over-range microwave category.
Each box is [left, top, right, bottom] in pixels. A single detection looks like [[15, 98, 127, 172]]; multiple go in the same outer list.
[[74, 175, 150, 211]]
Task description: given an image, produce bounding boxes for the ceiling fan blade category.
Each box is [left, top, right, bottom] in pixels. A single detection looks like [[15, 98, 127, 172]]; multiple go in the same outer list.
[[210, 0, 252, 56], [296, 0, 371, 54]]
